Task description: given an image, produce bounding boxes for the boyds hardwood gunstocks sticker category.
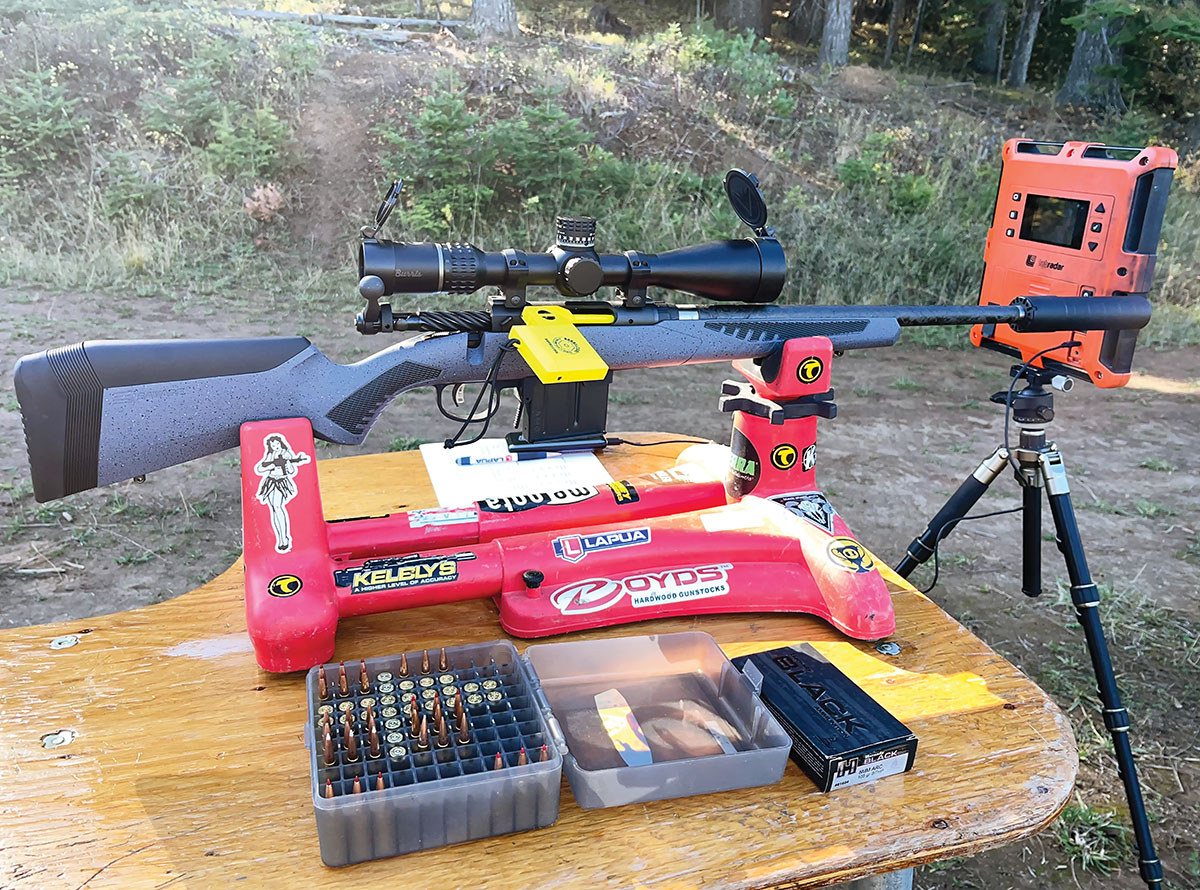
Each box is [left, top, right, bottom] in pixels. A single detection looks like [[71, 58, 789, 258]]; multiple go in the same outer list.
[[550, 564, 732, 615]]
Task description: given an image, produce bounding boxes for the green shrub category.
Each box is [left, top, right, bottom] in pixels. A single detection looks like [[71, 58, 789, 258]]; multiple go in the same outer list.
[[140, 63, 227, 148], [0, 68, 85, 181], [205, 106, 291, 179], [98, 150, 168, 219], [379, 85, 736, 248], [889, 173, 936, 214], [836, 130, 936, 215], [631, 22, 795, 117], [381, 89, 493, 233]]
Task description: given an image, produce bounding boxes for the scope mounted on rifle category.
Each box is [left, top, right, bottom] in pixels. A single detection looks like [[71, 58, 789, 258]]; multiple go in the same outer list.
[[355, 170, 786, 334]]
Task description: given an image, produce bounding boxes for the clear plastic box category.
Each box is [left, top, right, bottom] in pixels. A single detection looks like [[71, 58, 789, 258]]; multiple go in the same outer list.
[[305, 632, 789, 865], [525, 632, 792, 808]]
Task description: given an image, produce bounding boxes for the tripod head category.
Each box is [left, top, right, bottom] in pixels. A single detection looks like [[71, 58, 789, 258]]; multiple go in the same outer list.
[[989, 366, 1074, 426]]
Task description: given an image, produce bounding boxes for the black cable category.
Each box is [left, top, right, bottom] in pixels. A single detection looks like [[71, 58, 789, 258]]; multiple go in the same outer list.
[[442, 340, 518, 449], [605, 436, 711, 447], [437, 387, 504, 425], [1002, 340, 1080, 482], [919, 506, 1024, 594]]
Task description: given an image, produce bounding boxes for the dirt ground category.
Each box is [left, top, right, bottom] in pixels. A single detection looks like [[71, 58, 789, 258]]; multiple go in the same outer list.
[[0, 287, 1197, 888]]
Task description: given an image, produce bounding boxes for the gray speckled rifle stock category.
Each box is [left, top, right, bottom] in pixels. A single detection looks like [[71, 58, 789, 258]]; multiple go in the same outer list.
[[13, 306, 904, 502]]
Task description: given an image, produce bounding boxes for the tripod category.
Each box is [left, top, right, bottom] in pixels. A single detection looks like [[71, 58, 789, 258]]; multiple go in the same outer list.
[[895, 367, 1163, 889]]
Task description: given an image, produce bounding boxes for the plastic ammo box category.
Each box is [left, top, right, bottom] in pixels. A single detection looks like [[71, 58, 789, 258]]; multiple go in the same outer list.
[[305, 640, 560, 867], [305, 632, 790, 865]]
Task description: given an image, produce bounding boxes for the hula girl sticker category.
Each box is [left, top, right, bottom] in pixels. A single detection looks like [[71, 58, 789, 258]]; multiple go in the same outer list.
[[254, 433, 311, 553]]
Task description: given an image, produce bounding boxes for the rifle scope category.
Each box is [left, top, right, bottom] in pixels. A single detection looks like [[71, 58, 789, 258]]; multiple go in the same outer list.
[[357, 224, 787, 304]]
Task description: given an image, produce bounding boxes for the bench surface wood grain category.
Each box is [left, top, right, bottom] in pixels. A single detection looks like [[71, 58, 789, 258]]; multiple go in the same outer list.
[[0, 439, 1076, 890]]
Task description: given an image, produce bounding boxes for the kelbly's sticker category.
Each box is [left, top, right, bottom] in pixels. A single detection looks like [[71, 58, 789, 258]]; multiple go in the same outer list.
[[334, 552, 477, 594], [802, 444, 816, 471], [595, 688, 652, 767], [408, 507, 478, 528]]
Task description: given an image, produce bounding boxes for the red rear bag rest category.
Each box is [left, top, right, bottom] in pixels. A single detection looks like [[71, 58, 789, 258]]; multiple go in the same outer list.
[[240, 337, 893, 672]]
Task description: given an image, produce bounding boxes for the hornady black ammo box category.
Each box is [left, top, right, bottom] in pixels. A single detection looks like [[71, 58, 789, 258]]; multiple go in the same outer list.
[[733, 644, 917, 792]]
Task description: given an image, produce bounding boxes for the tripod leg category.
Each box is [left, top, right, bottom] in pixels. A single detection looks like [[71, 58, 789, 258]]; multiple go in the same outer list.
[[895, 447, 1009, 578], [1021, 480, 1042, 597], [1039, 450, 1163, 889]]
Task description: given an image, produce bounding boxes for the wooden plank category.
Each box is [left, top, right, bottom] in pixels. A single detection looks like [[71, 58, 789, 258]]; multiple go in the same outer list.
[[0, 440, 1076, 890]]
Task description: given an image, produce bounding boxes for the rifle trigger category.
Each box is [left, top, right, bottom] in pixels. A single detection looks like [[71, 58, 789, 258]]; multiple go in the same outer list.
[[451, 384, 466, 407]]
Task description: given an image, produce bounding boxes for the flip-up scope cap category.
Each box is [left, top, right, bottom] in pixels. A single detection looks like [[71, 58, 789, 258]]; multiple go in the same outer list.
[[724, 169, 769, 235]]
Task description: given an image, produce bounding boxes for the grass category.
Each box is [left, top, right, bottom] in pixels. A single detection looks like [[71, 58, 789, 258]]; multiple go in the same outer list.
[[889, 375, 926, 391], [609, 391, 644, 405], [386, 436, 428, 452], [1138, 457, 1176, 472], [1134, 499, 1174, 518], [1054, 800, 1133, 875], [1080, 497, 1175, 519]]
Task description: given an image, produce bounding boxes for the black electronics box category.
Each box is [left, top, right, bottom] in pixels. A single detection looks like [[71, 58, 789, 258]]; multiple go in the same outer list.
[[733, 644, 917, 792]]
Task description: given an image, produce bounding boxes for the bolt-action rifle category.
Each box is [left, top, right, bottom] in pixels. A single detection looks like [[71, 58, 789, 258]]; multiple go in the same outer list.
[[14, 171, 1151, 503]]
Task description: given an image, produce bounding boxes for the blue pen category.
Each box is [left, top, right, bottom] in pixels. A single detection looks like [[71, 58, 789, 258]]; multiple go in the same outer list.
[[455, 451, 561, 466]]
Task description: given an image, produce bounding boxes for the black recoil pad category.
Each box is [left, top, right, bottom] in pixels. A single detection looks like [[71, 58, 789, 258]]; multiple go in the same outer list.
[[1014, 295, 1152, 332]]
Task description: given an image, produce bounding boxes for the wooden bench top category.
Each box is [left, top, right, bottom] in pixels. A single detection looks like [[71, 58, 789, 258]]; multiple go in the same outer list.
[[0, 441, 1076, 889]]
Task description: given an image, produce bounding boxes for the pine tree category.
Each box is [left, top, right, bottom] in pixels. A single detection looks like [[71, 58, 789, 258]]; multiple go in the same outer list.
[[468, 0, 519, 37], [820, 0, 853, 65]]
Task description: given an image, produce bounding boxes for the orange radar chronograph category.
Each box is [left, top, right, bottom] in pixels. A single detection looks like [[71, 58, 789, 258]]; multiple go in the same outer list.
[[972, 140, 1176, 388]]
